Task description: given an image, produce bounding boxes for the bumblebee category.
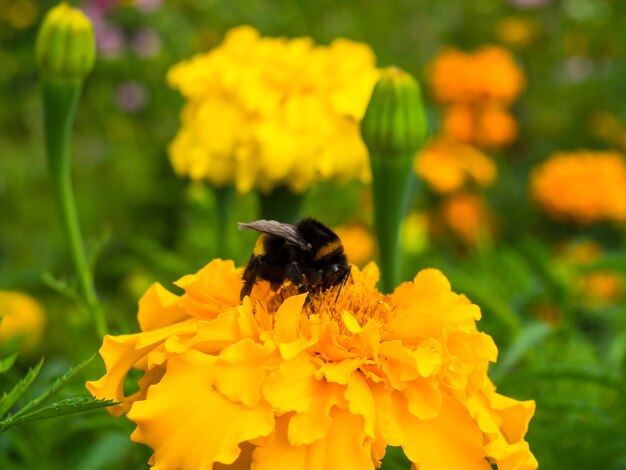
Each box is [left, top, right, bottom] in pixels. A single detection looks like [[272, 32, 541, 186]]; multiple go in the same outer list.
[[238, 218, 351, 300]]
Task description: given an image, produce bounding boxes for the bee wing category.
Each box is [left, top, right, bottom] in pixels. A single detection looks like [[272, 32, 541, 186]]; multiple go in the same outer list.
[[238, 220, 312, 250]]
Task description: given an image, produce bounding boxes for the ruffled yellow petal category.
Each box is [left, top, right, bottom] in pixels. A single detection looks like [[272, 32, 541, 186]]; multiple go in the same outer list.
[[262, 354, 318, 414], [175, 259, 242, 320], [137, 283, 188, 332], [129, 350, 274, 469], [86, 320, 198, 416]]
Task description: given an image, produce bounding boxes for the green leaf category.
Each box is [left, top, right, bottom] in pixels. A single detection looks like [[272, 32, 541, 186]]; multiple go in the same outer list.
[[380, 446, 411, 470], [0, 358, 44, 420], [10, 355, 96, 420], [490, 321, 553, 383], [0, 353, 18, 374], [0, 396, 116, 432]]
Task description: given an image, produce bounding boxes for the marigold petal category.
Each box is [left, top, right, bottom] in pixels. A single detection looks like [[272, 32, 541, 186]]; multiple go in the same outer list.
[[415, 338, 443, 377], [262, 354, 318, 414], [287, 382, 344, 446], [316, 358, 365, 384], [402, 378, 442, 420], [175, 259, 242, 320], [138, 283, 188, 331], [274, 293, 308, 343], [213, 338, 279, 407], [86, 320, 198, 416], [128, 350, 274, 469], [344, 372, 376, 437]]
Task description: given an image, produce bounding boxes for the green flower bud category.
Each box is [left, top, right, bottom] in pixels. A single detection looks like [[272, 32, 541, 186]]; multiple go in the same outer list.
[[36, 3, 96, 82], [361, 67, 427, 159]]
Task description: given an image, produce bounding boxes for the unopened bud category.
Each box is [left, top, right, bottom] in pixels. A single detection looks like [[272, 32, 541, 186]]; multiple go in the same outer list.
[[36, 3, 96, 82], [361, 67, 427, 159]]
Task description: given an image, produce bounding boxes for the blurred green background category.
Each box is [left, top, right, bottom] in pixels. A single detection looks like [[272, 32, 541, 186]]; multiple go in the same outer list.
[[2, 0, 626, 468]]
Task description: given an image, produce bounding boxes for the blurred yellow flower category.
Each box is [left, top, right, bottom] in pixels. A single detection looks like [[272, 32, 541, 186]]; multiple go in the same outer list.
[[415, 138, 497, 194], [401, 211, 430, 255], [531, 150, 626, 224], [441, 193, 494, 246], [332, 224, 374, 266], [168, 26, 379, 194], [0, 291, 45, 353], [495, 17, 539, 49], [430, 46, 525, 106], [87, 259, 536, 469]]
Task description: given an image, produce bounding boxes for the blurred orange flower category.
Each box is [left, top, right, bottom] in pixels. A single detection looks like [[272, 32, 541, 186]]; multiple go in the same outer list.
[[429, 46, 524, 149], [87, 259, 536, 469], [415, 138, 497, 194], [332, 224, 375, 266], [430, 46, 525, 106], [531, 150, 626, 224], [441, 193, 494, 246]]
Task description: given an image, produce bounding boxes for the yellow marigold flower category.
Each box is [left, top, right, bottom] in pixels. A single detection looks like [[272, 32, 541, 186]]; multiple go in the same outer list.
[[530, 150, 626, 224], [0, 291, 46, 353], [332, 224, 374, 267], [167, 26, 379, 194], [415, 138, 497, 194], [441, 193, 494, 246], [495, 16, 539, 49], [87, 259, 537, 469], [429, 46, 524, 105]]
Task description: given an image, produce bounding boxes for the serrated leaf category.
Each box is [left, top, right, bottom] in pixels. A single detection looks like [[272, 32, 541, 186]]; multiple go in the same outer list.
[[10, 355, 96, 420], [0, 354, 18, 374], [0, 358, 44, 420], [0, 396, 116, 432], [491, 321, 553, 383]]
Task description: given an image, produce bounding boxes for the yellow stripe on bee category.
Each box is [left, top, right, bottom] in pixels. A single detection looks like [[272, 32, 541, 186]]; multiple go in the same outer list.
[[314, 239, 342, 260], [253, 234, 267, 256]]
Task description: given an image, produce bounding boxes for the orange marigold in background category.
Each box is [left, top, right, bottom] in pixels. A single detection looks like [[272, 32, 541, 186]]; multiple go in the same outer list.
[[530, 150, 626, 224], [0, 291, 46, 353], [441, 193, 494, 246], [415, 138, 497, 194], [556, 240, 624, 308], [332, 224, 374, 266], [428, 46, 524, 148], [430, 46, 524, 106], [87, 259, 537, 469]]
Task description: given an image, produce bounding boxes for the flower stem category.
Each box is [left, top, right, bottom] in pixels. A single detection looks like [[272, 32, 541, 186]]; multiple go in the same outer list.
[[258, 185, 307, 223], [43, 79, 107, 338], [371, 158, 416, 294]]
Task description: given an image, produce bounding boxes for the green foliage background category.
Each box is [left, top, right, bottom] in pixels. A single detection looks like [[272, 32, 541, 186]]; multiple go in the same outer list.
[[2, 0, 626, 468]]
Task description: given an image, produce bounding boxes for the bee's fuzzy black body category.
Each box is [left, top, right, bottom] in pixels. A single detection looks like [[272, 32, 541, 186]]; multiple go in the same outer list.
[[239, 218, 350, 300]]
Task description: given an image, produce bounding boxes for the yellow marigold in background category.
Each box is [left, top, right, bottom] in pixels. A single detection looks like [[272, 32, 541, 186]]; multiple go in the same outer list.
[[87, 259, 537, 469], [168, 26, 379, 194], [495, 16, 539, 49], [430, 46, 524, 105], [0, 291, 45, 353], [332, 224, 374, 266], [441, 193, 494, 246], [531, 150, 626, 224], [415, 138, 497, 194]]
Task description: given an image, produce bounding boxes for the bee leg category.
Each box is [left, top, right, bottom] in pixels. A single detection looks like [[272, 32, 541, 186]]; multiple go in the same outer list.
[[285, 261, 305, 291]]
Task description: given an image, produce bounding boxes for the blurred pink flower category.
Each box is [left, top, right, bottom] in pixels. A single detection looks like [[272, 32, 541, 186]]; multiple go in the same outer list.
[[510, 0, 550, 8], [115, 81, 148, 113], [135, 0, 163, 13], [132, 29, 161, 58]]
